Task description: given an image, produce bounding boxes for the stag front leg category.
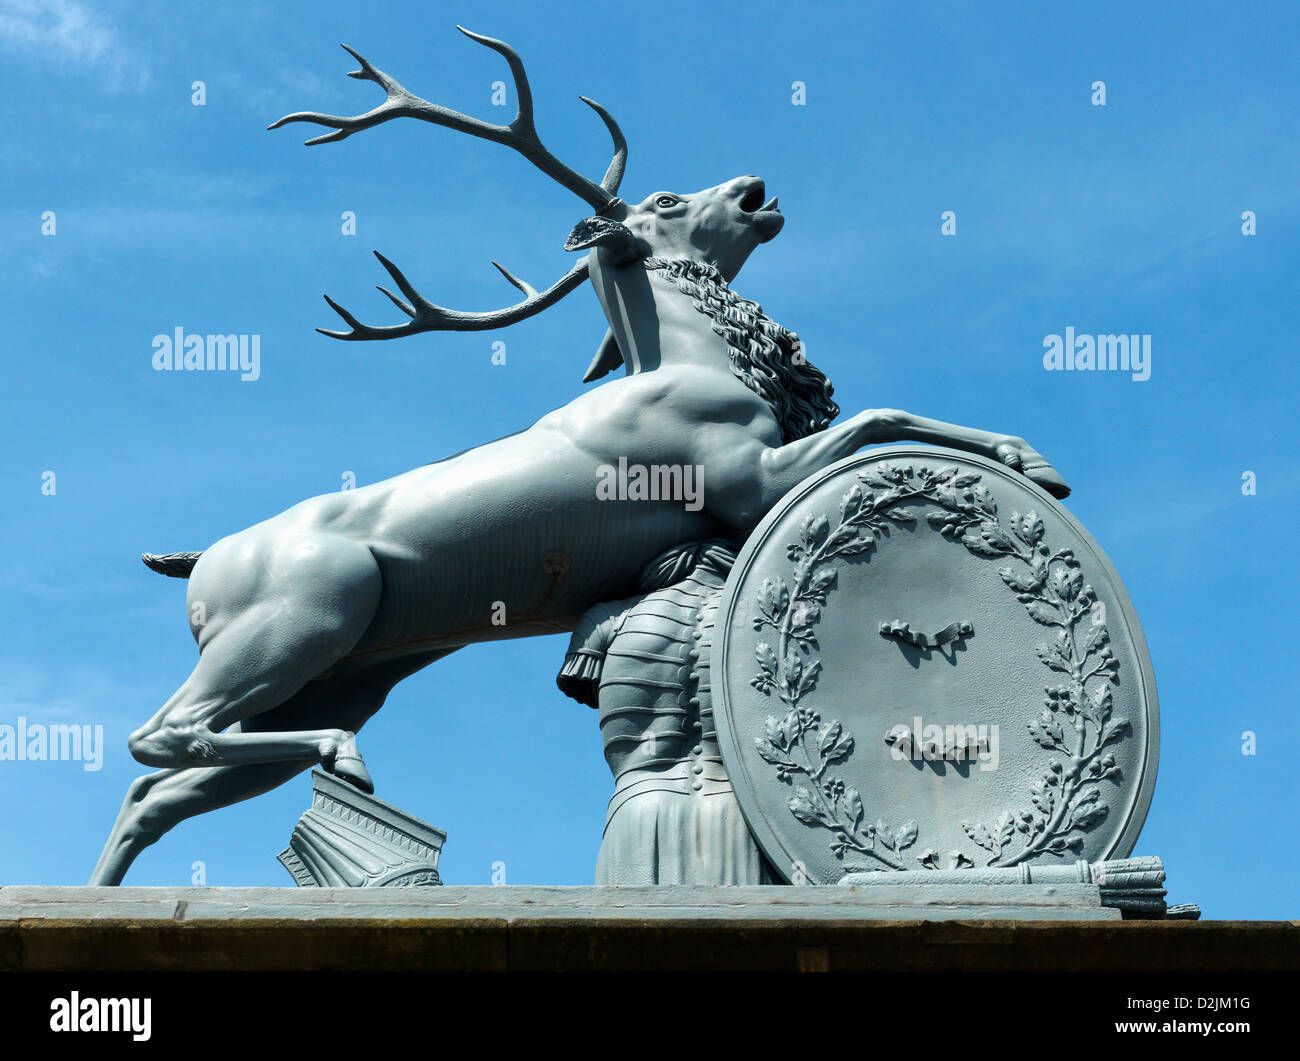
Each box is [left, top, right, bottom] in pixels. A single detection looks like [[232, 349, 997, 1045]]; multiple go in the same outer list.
[[719, 407, 1067, 525], [866, 410, 1071, 499], [705, 408, 1068, 533]]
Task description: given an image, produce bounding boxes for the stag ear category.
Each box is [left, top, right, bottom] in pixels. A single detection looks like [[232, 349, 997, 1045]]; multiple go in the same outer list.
[[564, 216, 647, 264]]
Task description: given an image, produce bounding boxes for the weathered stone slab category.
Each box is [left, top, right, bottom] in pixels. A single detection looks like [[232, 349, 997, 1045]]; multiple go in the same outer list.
[[0, 898, 1295, 973], [0, 883, 1118, 923]]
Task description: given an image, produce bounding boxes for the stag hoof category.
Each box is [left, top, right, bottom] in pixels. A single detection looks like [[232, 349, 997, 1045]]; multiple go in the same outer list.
[[994, 439, 1071, 500], [1023, 462, 1071, 500], [324, 735, 374, 794]]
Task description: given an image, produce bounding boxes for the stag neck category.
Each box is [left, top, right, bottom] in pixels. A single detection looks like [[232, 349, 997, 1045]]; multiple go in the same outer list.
[[588, 255, 738, 376]]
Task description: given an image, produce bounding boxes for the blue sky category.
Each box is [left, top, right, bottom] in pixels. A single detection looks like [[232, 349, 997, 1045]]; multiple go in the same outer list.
[[0, 0, 1296, 917]]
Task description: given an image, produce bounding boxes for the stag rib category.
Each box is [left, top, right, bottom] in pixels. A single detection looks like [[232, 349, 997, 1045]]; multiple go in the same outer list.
[[268, 27, 626, 211]]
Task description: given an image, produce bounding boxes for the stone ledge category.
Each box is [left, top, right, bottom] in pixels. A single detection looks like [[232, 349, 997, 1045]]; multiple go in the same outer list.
[[0, 888, 1294, 971], [0, 884, 1123, 921], [3, 916, 1297, 972]]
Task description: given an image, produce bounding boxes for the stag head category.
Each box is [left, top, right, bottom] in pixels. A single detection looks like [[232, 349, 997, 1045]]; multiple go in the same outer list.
[[564, 177, 783, 281], [270, 27, 781, 349]]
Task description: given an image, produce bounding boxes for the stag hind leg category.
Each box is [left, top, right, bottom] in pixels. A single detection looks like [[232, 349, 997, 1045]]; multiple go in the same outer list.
[[89, 760, 307, 886], [91, 686, 362, 887], [91, 654, 451, 887], [127, 533, 383, 785]]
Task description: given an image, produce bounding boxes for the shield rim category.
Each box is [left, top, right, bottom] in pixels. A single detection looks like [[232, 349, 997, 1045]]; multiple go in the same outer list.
[[714, 445, 1161, 883]]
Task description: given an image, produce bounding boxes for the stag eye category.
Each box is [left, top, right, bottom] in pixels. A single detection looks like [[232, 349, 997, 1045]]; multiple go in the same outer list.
[[655, 195, 678, 208]]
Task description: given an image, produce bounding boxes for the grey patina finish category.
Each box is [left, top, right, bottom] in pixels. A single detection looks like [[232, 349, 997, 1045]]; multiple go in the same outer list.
[[842, 857, 1168, 917], [557, 539, 775, 884], [714, 448, 1160, 886], [278, 770, 445, 887], [91, 28, 1070, 886]]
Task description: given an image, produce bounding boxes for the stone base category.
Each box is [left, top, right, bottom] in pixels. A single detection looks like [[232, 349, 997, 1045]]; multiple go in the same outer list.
[[1, 886, 1295, 971], [1, 882, 1121, 923]]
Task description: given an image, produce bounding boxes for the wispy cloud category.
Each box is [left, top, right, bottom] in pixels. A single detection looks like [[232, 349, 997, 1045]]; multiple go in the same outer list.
[[0, 0, 142, 87], [0, 654, 142, 731], [213, 62, 343, 125]]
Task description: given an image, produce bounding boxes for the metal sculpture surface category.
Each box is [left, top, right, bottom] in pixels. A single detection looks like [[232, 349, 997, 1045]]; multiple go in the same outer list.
[[278, 770, 446, 888], [713, 448, 1158, 885], [557, 538, 775, 885], [91, 28, 1069, 885]]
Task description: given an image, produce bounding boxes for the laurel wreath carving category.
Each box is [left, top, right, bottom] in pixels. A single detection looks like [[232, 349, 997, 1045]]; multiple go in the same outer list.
[[751, 462, 1128, 871]]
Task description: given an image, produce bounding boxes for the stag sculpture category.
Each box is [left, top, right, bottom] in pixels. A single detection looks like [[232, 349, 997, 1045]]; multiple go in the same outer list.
[[91, 28, 1069, 885]]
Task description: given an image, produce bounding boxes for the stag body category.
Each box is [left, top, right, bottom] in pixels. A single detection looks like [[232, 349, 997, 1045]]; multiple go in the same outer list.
[[191, 354, 737, 660], [92, 30, 1068, 885]]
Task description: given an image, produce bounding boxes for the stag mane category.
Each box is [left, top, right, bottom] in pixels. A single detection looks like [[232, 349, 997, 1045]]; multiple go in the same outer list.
[[642, 258, 838, 444]]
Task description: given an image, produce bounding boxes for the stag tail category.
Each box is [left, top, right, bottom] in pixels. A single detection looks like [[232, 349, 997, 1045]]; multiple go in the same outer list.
[[141, 552, 203, 578]]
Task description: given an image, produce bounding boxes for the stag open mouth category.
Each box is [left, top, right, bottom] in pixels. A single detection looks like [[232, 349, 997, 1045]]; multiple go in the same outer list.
[[739, 182, 779, 215], [740, 181, 784, 241]]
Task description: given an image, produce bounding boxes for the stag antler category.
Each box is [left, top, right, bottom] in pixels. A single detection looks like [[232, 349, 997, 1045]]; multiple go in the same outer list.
[[270, 27, 625, 341], [270, 28, 626, 209], [316, 252, 591, 340]]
